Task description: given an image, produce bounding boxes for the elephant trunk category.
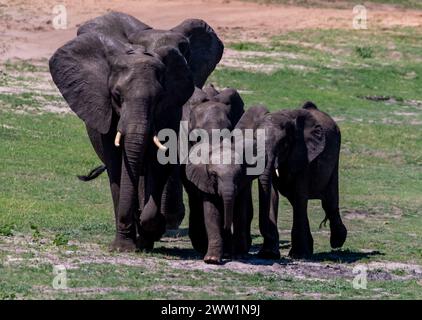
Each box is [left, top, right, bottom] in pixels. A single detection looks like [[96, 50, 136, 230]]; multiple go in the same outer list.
[[116, 118, 149, 238], [221, 185, 235, 231]]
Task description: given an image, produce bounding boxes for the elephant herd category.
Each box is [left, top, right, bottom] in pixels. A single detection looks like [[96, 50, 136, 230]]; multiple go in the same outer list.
[[50, 12, 347, 264]]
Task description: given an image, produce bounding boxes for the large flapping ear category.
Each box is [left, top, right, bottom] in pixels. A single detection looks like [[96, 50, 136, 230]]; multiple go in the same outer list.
[[77, 11, 151, 41], [49, 33, 120, 134], [185, 162, 217, 194], [155, 46, 195, 110], [288, 109, 326, 172], [171, 19, 224, 88], [212, 88, 245, 127]]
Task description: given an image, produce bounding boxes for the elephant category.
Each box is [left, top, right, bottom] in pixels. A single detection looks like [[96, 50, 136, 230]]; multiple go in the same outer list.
[[182, 87, 246, 264], [49, 12, 224, 252], [256, 101, 348, 259]]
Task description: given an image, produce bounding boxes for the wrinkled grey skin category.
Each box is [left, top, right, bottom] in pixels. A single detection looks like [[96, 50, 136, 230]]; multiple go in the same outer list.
[[49, 12, 223, 252], [182, 86, 246, 264], [256, 102, 347, 259]]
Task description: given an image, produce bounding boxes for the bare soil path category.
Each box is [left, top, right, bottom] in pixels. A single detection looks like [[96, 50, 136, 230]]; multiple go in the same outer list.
[[1, 0, 422, 61]]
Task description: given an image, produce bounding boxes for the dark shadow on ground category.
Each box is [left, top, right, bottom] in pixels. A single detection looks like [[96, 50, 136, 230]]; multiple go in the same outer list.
[[151, 246, 202, 260], [152, 229, 383, 265], [309, 249, 383, 263]]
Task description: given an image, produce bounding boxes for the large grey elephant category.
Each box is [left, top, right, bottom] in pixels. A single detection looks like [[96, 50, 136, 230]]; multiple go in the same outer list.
[[182, 87, 246, 264], [49, 12, 223, 251], [256, 102, 347, 259]]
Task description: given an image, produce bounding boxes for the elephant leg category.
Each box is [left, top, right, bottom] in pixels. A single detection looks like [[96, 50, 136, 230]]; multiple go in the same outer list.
[[138, 160, 170, 244], [232, 185, 253, 258], [86, 126, 136, 251], [258, 181, 280, 259], [322, 164, 347, 249], [161, 166, 185, 230], [187, 190, 207, 254], [203, 197, 224, 264], [288, 193, 313, 259]]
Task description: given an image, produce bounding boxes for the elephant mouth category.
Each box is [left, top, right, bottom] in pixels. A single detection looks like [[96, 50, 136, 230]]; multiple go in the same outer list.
[[114, 131, 167, 151]]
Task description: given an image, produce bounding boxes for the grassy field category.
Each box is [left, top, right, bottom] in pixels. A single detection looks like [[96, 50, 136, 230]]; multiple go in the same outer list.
[[0, 26, 421, 299]]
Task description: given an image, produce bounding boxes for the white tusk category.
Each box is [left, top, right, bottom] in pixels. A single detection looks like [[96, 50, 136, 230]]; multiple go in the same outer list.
[[114, 131, 122, 147], [153, 135, 167, 151], [275, 168, 279, 177]]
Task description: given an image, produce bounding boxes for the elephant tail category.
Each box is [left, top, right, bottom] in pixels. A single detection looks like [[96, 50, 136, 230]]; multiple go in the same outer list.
[[319, 216, 328, 229], [77, 165, 107, 181]]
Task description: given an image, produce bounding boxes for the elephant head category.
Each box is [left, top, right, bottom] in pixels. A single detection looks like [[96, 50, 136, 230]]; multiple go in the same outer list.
[[260, 101, 326, 177], [185, 144, 245, 231]]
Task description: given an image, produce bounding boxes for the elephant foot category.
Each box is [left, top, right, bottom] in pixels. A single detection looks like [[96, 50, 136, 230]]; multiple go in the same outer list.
[[204, 255, 223, 265], [257, 248, 281, 260], [232, 253, 249, 260], [140, 214, 166, 241], [222, 251, 232, 260], [288, 239, 313, 259], [189, 232, 208, 255], [136, 235, 154, 252], [109, 235, 137, 252], [330, 222, 347, 249]]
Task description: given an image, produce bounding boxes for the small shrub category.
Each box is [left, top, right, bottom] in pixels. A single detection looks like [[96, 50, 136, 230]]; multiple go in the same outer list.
[[230, 42, 266, 51], [53, 233, 69, 246], [30, 224, 41, 240], [0, 224, 14, 237], [355, 46, 374, 59]]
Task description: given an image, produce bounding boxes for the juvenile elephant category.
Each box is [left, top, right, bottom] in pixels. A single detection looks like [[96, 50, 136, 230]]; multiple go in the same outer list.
[[182, 87, 246, 264], [257, 102, 347, 259], [49, 12, 223, 251]]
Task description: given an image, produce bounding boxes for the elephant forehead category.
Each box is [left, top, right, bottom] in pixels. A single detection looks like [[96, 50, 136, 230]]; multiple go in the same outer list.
[[130, 29, 188, 49], [210, 144, 242, 164], [111, 45, 164, 69]]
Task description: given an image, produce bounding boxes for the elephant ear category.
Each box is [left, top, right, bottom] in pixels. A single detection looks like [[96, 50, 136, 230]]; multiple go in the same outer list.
[[185, 163, 217, 194], [213, 88, 245, 127], [49, 33, 117, 134], [77, 12, 151, 41], [171, 19, 224, 88], [155, 46, 195, 114], [288, 109, 326, 172], [235, 105, 269, 131]]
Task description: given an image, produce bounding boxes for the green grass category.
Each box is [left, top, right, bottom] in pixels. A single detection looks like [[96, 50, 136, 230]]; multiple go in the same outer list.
[[0, 27, 421, 299]]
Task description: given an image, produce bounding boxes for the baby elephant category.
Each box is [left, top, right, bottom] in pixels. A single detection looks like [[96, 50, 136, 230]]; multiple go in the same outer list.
[[257, 101, 347, 259], [182, 86, 246, 264]]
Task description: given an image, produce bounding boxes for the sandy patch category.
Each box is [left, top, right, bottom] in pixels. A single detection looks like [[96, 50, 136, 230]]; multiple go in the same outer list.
[[1, 0, 422, 61]]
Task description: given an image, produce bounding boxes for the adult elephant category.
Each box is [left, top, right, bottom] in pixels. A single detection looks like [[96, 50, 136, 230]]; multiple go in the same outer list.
[[49, 12, 223, 252], [257, 102, 347, 258]]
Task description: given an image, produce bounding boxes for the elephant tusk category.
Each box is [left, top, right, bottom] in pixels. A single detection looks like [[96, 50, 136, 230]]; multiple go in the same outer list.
[[153, 135, 167, 151], [275, 168, 279, 177], [114, 131, 122, 147]]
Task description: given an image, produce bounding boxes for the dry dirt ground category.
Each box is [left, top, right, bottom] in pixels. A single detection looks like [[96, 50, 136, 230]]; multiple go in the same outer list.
[[1, 0, 422, 61]]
